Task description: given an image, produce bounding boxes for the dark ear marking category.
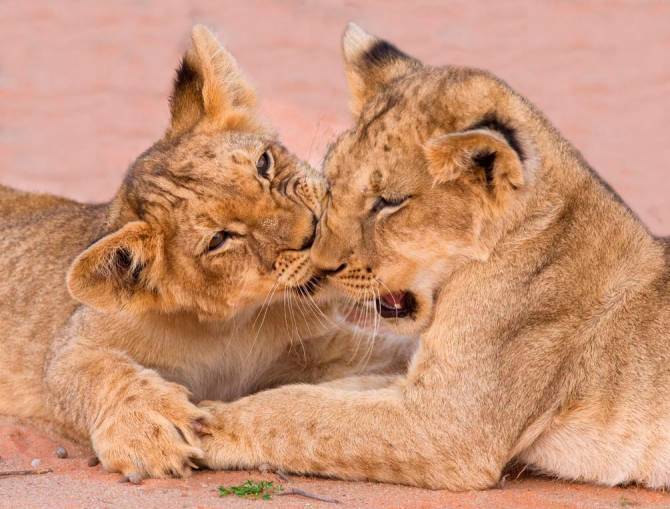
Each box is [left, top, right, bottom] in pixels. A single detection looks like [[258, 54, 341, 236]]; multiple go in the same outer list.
[[472, 151, 497, 188], [114, 248, 132, 273], [174, 57, 200, 93], [168, 56, 205, 134], [113, 248, 144, 285], [362, 40, 411, 69], [469, 114, 525, 162]]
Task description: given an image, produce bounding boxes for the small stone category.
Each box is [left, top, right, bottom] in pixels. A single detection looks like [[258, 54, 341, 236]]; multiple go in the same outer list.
[[30, 458, 41, 468], [87, 456, 99, 467], [54, 447, 68, 459]]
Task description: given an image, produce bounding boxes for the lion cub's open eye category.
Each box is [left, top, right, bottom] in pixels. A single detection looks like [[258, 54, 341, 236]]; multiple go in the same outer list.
[[371, 195, 410, 214], [256, 150, 273, 179], [208, 231, 231, 252]]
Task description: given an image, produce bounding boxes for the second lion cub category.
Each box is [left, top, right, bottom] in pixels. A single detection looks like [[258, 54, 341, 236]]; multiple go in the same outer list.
[[200, 24, 670, 490]]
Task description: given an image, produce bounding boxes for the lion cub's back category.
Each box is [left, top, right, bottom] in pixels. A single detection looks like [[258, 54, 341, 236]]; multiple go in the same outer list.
[[0, 185, 108, 418]]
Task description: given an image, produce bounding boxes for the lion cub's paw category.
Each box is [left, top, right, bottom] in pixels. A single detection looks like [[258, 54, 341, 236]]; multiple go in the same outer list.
[[196, 400, 242, 470], [91, 377, 210, 481]]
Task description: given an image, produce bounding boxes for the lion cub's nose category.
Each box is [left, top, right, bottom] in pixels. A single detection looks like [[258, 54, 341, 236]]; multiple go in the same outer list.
[[294, 173, 327, 216]]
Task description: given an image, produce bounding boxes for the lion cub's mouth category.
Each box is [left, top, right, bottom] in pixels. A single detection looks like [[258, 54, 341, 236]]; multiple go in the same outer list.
[[375, 291, 416, 319]]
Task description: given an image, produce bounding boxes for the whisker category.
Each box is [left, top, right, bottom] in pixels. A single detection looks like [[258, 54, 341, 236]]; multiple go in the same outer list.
[[299, 289, 328, 330], [246, 280, 281, 360], [293, 286, 315, 338], [281, 286, 297, 358], [301, 282, 342, 331], [252, 279, 279, 332], [306, 115, 324, 164], [360, 285, 381, 371], [348, 287, 370, 365], [286, 286, 307, 364], [374, 276, 403, 319]]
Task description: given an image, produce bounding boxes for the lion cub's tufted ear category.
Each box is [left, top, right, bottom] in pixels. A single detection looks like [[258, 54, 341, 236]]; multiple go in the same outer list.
[[67, 222, 162, 313], [341, 22, 421, 118], [424, 129, 526, 197], [167, 25, 259, 137]]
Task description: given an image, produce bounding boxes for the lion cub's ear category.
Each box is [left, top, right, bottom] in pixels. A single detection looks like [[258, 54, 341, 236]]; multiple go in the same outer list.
[[168, 25, 258, 137], [67, 221, 161, 313], [424, 128, 526, 197], [341, 22, 421, 118]]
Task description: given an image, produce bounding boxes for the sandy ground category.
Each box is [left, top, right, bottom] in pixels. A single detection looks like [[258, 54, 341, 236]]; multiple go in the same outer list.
[[3, 416, 670, 509], [0, 1, 669, 508]]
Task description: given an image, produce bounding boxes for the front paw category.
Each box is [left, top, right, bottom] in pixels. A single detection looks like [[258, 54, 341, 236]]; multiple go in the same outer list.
[[91, 378, 210, 481], [197, 400, 253, 470]]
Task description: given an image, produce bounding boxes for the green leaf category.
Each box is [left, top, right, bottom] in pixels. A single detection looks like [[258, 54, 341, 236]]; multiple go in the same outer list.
[[218, 479, 282, 500]]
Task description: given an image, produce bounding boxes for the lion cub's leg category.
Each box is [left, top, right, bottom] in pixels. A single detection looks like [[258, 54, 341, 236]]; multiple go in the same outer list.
[[199, 340, 511, 491], [199, 380, 503, 490], [317, 374, 401, 391], [45, 337, 208, 481]]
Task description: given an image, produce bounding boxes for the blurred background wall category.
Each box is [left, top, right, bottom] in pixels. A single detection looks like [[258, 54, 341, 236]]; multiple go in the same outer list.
[[0, 0, 668, 234]]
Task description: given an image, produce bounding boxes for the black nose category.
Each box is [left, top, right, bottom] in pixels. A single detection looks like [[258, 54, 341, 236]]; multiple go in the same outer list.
[[318, 263, 347, 276], [299, 215, 318, 251]]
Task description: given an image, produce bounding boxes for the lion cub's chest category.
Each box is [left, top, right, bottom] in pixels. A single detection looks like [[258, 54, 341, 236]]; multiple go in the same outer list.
[[141, 326, 292, 403]]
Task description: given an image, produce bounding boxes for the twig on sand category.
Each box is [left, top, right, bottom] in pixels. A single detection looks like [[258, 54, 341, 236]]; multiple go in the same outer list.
[[279, 487, 340, 504], [258, 463, 290, 482], [0, 468, 53, 478], [275, 470, 290, 482]]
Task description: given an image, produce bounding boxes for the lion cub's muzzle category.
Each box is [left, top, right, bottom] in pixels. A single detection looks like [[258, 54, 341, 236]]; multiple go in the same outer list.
[[274, 247, 322, 294], [315, 264, 419, 321]]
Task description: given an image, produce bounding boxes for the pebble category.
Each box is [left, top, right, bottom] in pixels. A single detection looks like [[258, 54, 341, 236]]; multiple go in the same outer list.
[[55, 446, 68, 459], [87, 456, 100, 467], [30, 458, 41, 468]]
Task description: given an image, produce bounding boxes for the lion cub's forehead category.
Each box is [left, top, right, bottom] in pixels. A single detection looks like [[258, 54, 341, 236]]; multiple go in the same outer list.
[[159, 131, 279, 189], [324, 68, 515, 199], [175, 131, 267, 164], [123, 131, 278, 227]]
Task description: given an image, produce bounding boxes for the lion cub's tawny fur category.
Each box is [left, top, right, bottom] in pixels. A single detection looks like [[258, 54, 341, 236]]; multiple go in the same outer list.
[[0, 26, 412, 482], [201, 24, 670, 490]]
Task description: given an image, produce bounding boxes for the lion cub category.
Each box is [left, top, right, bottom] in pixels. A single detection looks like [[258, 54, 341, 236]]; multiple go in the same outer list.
[[0, 26, 411, 482], [200, 24, 670, 490]]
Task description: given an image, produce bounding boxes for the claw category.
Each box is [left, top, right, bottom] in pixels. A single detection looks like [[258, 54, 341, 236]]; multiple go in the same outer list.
[[188, 447, 205, 460], [127, 472, 143, 484], [192, 420, 204, 434]]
